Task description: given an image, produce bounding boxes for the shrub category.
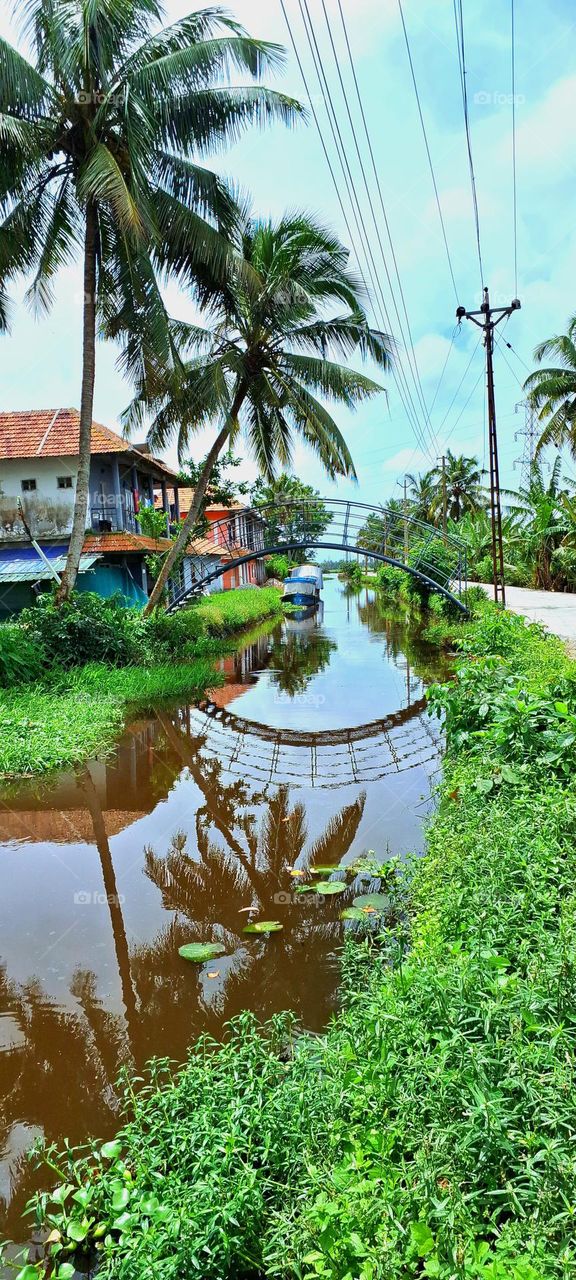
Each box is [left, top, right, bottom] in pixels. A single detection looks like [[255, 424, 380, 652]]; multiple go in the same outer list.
[[406, 537, 457, 602], [374, 562, 406, 594], [338, 561, 363, 587], [19, 592, 140, 668], [264, 553, 299, 580], [0, 623, 46, 687], [138, 607, 204, 661]]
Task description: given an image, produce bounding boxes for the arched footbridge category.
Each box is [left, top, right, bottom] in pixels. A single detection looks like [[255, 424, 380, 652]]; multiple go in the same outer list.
[[166, 499, 468, 613]]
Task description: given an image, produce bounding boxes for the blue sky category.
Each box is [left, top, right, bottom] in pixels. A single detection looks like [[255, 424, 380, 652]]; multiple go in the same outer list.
[[2, 0, 576, 503]]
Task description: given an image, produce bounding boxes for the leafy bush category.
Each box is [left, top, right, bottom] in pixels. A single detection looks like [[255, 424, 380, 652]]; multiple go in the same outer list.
[[338, 561, 363, 587], [19, 592, 140, 668], [0, 623, 46, 687], [138, 607, 205, 660], [374, 562, 406, 594], [264, 553, 300, 580], [406, 537, 457, 602]]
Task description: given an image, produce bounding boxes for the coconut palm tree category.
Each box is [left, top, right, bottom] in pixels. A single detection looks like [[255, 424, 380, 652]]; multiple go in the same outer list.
[[430, 451, 484, 522], [0, 1, 299, 601], [524, 316, 576, 458], [504, 457, 566, 589], [125, 211, 392, 614], [406, 469, 439, 524]]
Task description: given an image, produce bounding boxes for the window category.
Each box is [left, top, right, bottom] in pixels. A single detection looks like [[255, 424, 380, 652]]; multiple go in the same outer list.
[[57, 475, 73, 490], [21, 478, 37, 492]]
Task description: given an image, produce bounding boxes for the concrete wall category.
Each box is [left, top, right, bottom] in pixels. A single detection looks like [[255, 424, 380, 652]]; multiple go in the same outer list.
[[0, 456, 159, 541], [0, 457, 78, 538]]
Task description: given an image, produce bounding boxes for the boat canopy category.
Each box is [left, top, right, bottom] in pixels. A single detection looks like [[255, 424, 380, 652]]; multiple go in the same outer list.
[[289, 564, 323, 587]]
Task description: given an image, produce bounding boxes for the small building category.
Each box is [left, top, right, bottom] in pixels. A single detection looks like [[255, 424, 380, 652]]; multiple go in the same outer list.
[[157, 485, 267, 594], [0, 408, 178, 614]]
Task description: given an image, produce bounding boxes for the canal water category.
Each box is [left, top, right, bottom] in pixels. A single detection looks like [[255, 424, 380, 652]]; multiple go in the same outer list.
[[0, 577, 449, 1242]]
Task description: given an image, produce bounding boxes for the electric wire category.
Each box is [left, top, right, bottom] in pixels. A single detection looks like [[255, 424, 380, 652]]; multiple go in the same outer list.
[[396, 0, 460, 305], [436, 334, 483, 438], [453, 0, 484, 288], [296, 0, 435, 460], [277, 0, 426, 455], [494, 332, 526, 391], [443, 365, 486, 449], [511, 0, 518, 297], [330, 0, 441, 457], [429, 326, 458, 417], [281, 0, 435, 462]]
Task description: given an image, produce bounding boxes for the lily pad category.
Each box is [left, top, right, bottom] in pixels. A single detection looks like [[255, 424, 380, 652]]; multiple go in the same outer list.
[[340, 907, 367, 920], [243, 920, 283, 934], [352, 892, 389, 911], [310, 865, 343, 875], [315, 881, 347, 896], [178, 942, 226, 963]]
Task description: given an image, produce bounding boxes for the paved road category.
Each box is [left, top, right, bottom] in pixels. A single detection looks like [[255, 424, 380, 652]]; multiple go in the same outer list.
[[479, 584, 576, 642]]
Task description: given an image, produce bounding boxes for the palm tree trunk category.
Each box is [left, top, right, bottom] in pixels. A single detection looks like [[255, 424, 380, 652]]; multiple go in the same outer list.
[[55, 201, 97, 604], [143, 382, 247, 616]]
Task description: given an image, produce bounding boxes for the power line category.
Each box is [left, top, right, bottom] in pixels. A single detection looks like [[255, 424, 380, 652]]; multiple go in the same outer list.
[[429, 326, 458, 417], [435, 335, 483, 437], [396, 0, 460, 305], [453, 0, 484, 288], [511, 0, 518, 297], [443, 364, 485, 448], [282, 0, 435, 462], [494, 332, 527, 391], [330, 0, 440, 458], [298, 0, 437, 460], [277, 0, 426, 456]]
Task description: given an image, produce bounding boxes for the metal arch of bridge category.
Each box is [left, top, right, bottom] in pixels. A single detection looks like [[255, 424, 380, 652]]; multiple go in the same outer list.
[[166, 499, 468, 613]]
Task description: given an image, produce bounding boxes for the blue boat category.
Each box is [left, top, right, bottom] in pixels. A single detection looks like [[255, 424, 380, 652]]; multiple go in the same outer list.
[[282, 564, 323, 608]]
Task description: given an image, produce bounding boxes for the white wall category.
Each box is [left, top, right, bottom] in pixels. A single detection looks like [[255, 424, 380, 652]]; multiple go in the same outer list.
[[0, 457, 79, 539]]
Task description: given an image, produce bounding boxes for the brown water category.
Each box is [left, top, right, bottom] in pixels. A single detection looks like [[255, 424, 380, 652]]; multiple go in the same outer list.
[[0, 579, 449, 1242]]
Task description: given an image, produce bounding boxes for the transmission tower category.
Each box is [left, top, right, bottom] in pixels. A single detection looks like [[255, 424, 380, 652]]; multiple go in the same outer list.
[[514, 400, 538, 489]]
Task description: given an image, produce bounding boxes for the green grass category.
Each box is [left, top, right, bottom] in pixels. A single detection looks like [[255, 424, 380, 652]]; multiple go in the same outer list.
[[0, 658, 220, 778], [0, 588, 283, 778], [17, 600, 576, 1279], [188, 585, 284, 634]]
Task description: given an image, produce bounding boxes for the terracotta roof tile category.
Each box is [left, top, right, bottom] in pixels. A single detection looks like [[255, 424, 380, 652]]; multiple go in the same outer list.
[[82, 532, 173, 555], [0, 408, 179, 479]]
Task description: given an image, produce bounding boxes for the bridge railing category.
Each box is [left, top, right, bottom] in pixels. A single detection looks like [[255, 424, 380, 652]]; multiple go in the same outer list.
[[165, 499, 467, 609]]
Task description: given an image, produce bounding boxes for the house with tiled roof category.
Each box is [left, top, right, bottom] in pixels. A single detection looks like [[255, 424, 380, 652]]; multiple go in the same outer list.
[[153, 482, 267, 594], [0, 408, 181, 614]]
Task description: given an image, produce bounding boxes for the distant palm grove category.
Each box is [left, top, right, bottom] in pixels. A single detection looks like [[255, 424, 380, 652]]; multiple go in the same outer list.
[[375, 437, 576, 592]]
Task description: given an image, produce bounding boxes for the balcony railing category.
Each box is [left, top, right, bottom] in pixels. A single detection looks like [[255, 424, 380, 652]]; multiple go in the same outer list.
[[90, 505, 138, 535]]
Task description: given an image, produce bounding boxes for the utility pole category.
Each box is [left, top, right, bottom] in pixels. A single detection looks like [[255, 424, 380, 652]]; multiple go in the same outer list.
[[403, 475, 408, 564], [457, 287, 521, 607]]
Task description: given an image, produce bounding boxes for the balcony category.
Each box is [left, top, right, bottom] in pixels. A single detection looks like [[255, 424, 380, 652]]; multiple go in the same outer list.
[[90, 500, 138, 535]]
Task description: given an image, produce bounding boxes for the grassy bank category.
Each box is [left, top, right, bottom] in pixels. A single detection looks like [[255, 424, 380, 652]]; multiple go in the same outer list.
[[0, 588, 282, 778], [12, 599, 576, 1279]]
